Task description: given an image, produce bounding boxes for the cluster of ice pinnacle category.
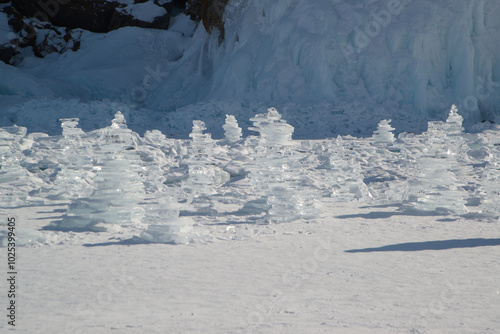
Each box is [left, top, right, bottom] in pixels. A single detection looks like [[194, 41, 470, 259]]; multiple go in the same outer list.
[[2, 103, 500, 246]]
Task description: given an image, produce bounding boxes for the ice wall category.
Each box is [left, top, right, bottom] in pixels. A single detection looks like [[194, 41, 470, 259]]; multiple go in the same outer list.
[[149, 0, 500, 130]]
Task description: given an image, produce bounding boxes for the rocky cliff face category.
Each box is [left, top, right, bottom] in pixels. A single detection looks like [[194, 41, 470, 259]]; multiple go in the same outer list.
[[10, 0, 174, 33], [187, 0, 229, 40], [1, 0, 205, 64]]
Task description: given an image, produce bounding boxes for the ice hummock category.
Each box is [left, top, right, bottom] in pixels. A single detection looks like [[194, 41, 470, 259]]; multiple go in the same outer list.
[[51, 118, 95, 201], [54, 112, 145, 231], [373, 119, 396, 146], [182, 120, 229, 216], [222, 115, 243, 142], [247, 108, 321, 223], [0, 125, 46, 208], [404, 106, 469, 214], [139, 189, 194, 244]]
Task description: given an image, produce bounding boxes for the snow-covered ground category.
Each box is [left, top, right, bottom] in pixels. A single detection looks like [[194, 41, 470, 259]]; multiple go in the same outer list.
[[1, 106, 500, 333], [3, 200, 500, 333]]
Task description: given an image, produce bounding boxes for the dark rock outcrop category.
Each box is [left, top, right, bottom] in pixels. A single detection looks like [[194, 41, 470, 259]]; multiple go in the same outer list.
[[1, 5, 83, 64], [108, 4, 171, 31], [11, 0, 173, 33], [0, 0, 197, 64], [0, 45, 17, 64], [33, 28, 82, 58], [11, 0, 119, 33], [187, 0, 229, 39]]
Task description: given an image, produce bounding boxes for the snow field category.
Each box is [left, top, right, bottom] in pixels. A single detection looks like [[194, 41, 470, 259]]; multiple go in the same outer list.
[[0, 107, 499, 333], [1, 200, 499, 333]]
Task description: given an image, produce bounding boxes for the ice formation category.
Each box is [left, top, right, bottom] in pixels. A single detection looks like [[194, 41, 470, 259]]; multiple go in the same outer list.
[[137, 131, 195, 243], [182, 120, 229, 215], [360, 119, 409, 202], [404, 106, 469, 214], [476, 131, 500, 218], [373, 119, 396, 145], [139, 129, 182, 194], [140, 188, 194, 244], [247, 108, 320, 223], [0, 126, 44, 245], [222, 114, 242, 142], [248, 108, 294, 147], [52, 118, 94, 200], [479, 163, 500, 218], [0, 125, 44, 208], [320, 136, 372, 202], [55, 112, 145, 231], [0, 126, 26, 208]]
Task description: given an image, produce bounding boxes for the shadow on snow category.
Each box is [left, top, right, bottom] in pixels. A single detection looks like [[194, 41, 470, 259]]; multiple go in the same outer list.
[[82, 236, 174, 247], [345, 238, 500, 253]]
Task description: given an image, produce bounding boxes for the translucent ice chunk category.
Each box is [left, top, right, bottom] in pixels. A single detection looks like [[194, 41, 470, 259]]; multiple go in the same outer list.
[[222, 114, 242, 142], [249, 107, 294, 146], [140, 190, 194, 244], [373, 119, 395, 145], [247, 109, 320, 222], [54, 112, 145, 231]]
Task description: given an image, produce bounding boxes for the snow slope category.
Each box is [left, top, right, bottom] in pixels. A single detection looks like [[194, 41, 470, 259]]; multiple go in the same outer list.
[[1, 0, 500, 138]]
